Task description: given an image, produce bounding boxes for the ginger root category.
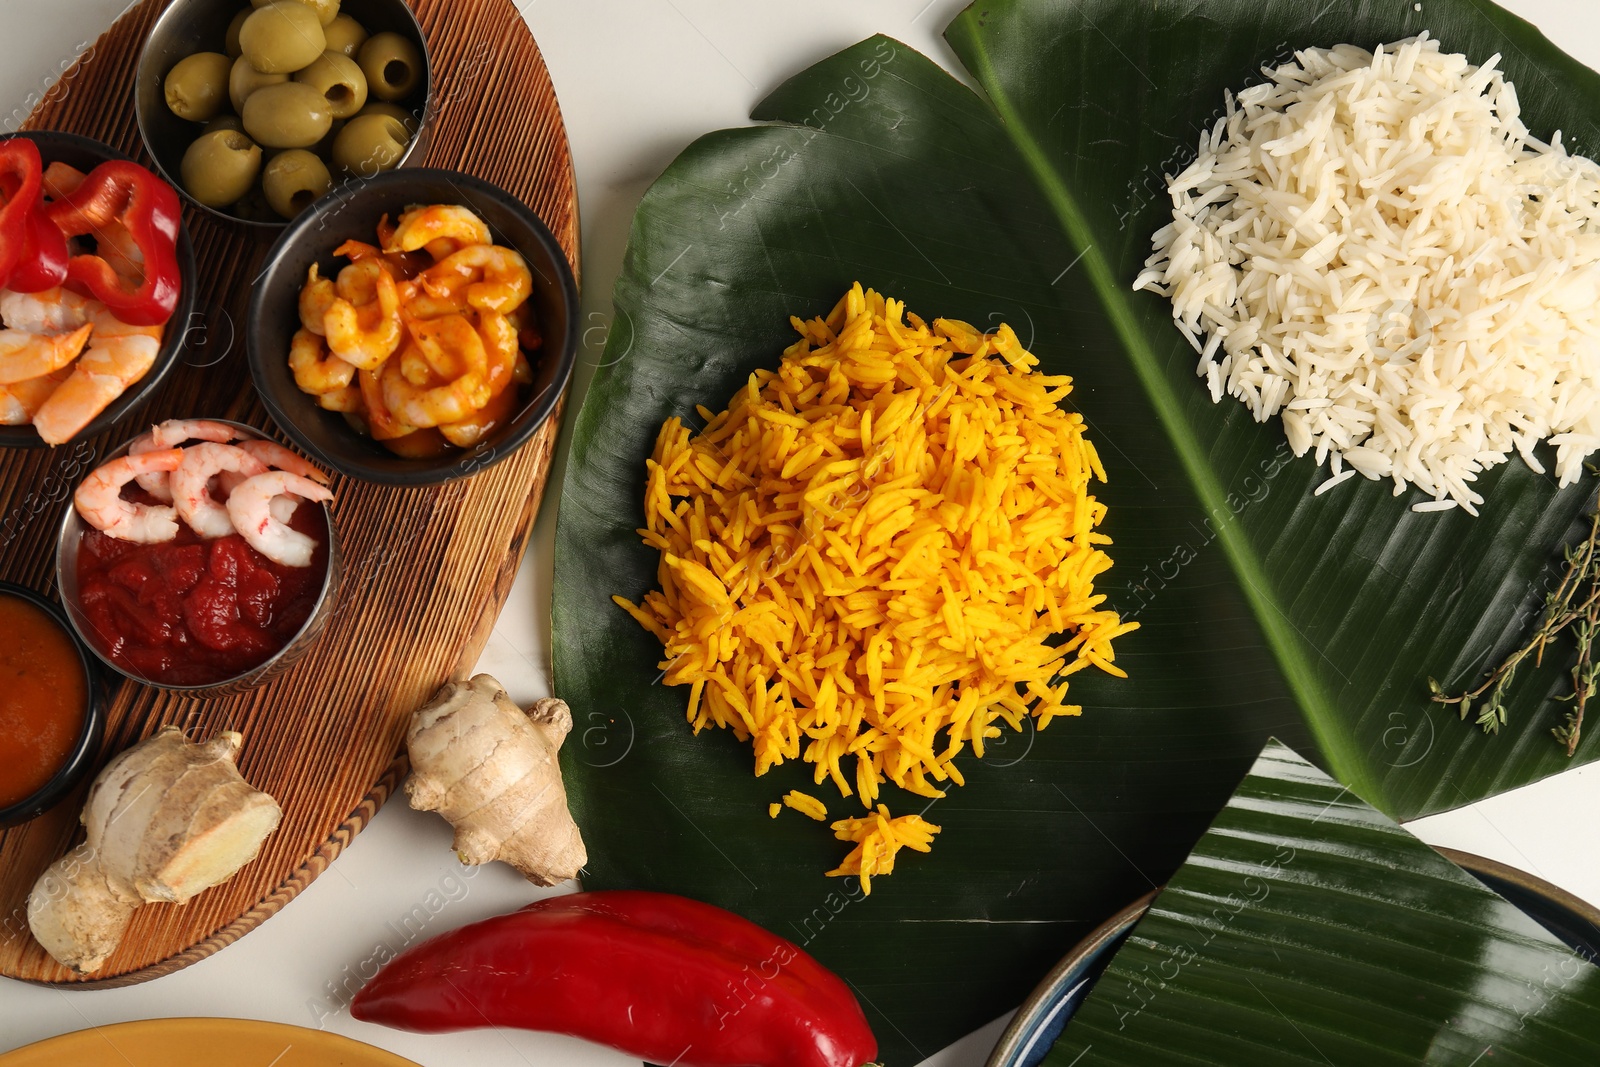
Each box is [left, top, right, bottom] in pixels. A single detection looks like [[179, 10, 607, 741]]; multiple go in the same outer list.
[[27, 726, 282, 974], [405, 674, 587, 886]]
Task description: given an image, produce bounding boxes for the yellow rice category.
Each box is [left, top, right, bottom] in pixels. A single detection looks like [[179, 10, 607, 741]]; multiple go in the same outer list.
[[614, 283, 1135, 884], [828, 805, 940, 895], [782, 789, 829, 821]]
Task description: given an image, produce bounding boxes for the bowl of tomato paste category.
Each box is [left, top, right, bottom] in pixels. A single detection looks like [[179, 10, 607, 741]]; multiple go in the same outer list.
[[55, 419, 341, 696]]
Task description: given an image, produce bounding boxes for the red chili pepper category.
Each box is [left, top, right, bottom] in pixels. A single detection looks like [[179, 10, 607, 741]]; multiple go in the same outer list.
[[45, 159, 182, 326], [351, 891, 879, 1067], [0, 138, 67, 292]]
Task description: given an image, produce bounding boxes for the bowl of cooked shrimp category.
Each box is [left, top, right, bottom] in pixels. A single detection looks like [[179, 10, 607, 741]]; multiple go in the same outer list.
[[0, 130, 197, 449], [56, 417, 341, 696], [245, 166, 578, 486]]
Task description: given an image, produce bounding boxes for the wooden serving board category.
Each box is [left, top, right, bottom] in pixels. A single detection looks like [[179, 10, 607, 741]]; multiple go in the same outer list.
[[0, 0, 578, 985]]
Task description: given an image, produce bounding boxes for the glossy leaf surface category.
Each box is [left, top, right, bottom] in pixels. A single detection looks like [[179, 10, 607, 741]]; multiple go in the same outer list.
[[1050, 740, 1600, 1065], [554, 3, 1600, 1059]]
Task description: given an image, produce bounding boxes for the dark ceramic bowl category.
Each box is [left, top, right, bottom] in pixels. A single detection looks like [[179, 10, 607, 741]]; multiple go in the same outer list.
[[985, 851, 1600, 1067], [246, 167, 578, 486], [135, 0, 432, 228], [0, 130, 198, 450], [0, 581, 105, 828], [54, 420, 342, 697]]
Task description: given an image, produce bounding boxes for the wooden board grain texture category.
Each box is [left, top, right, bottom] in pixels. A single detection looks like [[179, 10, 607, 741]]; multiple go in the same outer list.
[[0, 0, 578, 985]]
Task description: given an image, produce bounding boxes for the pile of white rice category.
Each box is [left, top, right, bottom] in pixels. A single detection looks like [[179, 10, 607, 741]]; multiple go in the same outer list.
[[1133, 33, 1600, 514]]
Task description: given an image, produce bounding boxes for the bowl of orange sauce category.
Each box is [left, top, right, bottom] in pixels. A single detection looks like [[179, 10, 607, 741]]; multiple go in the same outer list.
[[0, 582, 103, 827]]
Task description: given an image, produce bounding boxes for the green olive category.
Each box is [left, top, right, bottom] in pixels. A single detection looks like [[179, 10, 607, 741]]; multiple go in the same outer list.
[[239, 2, 326, 74], [180, 129, 262, 208], [164, 51, 231, 122], [331, 113, 409, 176], [225, 9, 250, 58], [262, 149, 333, 218], [294, 50, 366, 119], [241, 81, 333, 148], [202, 113, 244, 136], [355, 100, 418, 135], [228, 53, 288, 113], [322, 14, 367, 57], [252, 0, 339, 26], [356, 32, 422, 102]]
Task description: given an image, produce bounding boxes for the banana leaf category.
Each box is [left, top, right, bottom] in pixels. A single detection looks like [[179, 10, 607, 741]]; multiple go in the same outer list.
[[1049, 739, 1600, 1065], [552, 2, 1600, 1060]]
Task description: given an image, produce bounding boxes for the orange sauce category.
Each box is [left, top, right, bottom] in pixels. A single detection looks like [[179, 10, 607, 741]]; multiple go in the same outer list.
[[0, 594, 87, 809]]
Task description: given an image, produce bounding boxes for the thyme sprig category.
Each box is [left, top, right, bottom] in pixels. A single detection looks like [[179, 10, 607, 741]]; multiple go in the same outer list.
[[1430, 507, 1600, 756]]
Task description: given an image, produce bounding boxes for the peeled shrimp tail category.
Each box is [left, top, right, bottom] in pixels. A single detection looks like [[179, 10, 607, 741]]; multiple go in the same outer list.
[[74, 449, 185, 543], [227, 472, 334, 568]]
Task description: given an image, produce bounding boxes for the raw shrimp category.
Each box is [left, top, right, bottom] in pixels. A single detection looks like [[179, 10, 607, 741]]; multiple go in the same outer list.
[[299, 264, 337, 336], [290, 328, 357, 394], [325, 268, 402, 370], [420, 245, 532, 314], [129, 418, 242, 501], [74, 448, 184, 543], [0, 368, 69, 425], [32, 334, 159, 446], [0, 323, 92, 384], [384, 204, 491, 253], [226, 471, 333, 568], [173, 442, 268, 539]]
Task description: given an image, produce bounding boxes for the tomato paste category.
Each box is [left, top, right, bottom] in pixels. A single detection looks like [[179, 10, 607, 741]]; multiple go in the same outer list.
[[75, 504, 328, 686]]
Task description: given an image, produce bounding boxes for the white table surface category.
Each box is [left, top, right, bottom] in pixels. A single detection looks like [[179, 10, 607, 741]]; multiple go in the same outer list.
[[4, 0, 1600, 1062]]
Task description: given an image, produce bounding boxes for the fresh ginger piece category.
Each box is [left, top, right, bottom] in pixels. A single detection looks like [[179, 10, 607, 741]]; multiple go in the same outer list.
[[405, 674, 587, 886], [27, 727, 282, 974]]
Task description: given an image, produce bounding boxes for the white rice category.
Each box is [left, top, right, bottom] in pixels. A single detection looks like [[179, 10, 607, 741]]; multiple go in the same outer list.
[[1134, 33, 1600, 515]]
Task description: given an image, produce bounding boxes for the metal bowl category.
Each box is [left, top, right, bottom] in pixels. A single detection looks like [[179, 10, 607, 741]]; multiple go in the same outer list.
[[0, 581, 105, 828], [0, 130, 198, 450], [55, 419, 342, 697], [135, 0, 432, 228], [245, 167, 579, 486]]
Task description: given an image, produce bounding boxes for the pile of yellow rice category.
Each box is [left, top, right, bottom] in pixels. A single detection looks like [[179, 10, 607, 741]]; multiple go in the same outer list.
[[615, 283, 1134, 888]]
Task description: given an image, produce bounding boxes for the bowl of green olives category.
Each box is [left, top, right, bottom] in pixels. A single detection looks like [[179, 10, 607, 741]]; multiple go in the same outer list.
[[135, 0, 431, 227]]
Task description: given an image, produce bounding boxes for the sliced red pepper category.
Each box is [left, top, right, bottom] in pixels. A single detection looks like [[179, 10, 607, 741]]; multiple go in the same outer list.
[[45, 159, 181, 326], [0, 140, 69, 292], [351, 890, 879, 1067], [8, 200, 69, 292]]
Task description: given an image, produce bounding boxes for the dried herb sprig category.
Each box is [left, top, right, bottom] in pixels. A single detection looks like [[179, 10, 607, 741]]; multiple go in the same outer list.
[[1430, 506, 1600, 756]]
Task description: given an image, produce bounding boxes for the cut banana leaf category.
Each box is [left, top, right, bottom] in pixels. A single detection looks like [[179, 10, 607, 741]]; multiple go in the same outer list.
[[1049, 739, 1600, 1065], [553, 1, 1600, 1059]]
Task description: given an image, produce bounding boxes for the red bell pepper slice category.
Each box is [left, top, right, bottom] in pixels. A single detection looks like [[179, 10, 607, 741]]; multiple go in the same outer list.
[[45, 159, 182, 327], [0, 140, 69, 293], [8, 199, 69, 293]]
